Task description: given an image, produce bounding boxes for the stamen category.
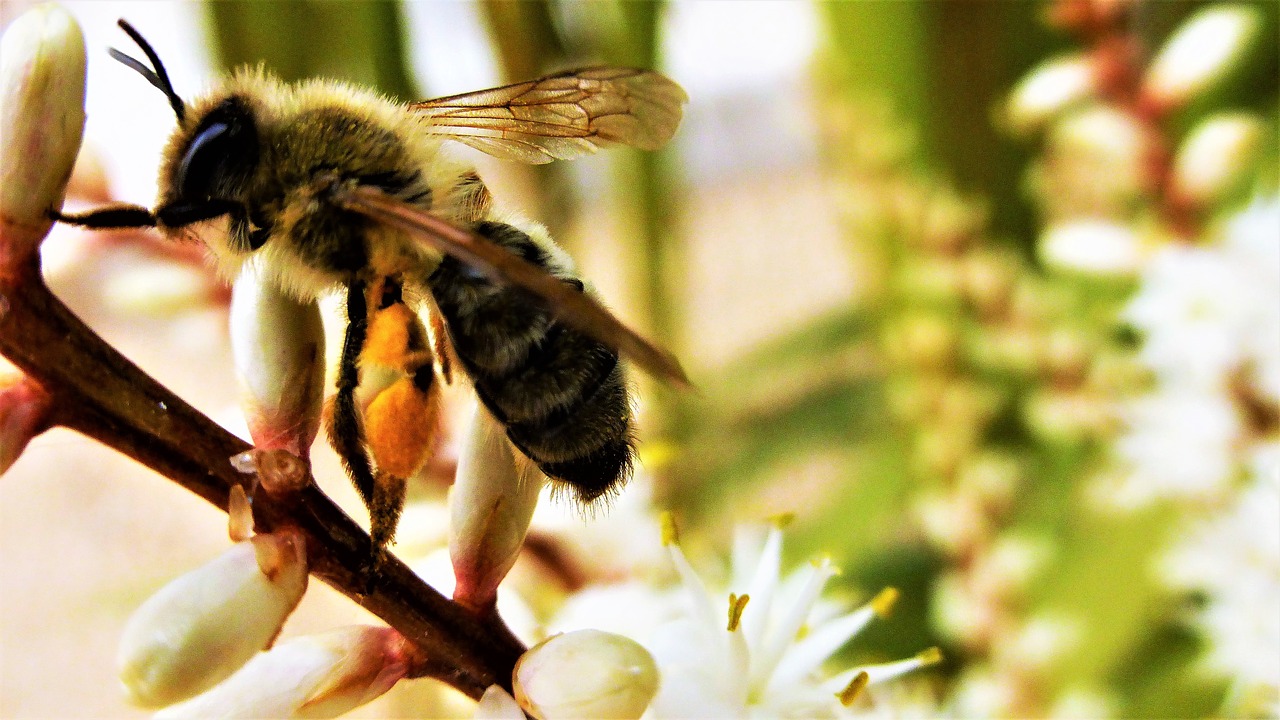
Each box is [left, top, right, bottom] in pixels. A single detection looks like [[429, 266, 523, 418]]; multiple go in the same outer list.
[[854, 646, 945, 686], [660, 511, 678, 546], [871, 587, 900, 617], [727, 593, 750, 632], [768, 512, 795, 529], [916, 646, 944, 666], [835, 671, 869, 707]]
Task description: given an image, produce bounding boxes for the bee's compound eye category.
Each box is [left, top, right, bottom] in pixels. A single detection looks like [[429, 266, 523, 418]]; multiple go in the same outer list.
[[176, 97, 257, 200]]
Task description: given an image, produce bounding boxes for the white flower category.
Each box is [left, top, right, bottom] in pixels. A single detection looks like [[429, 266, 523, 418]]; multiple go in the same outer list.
[[644, 519, 940, 718], [1221, 197, 1280, 403], [1165, 441, 1280, 707], [1112, 388, 1242, 504], [1124, 245, 1253, 390]]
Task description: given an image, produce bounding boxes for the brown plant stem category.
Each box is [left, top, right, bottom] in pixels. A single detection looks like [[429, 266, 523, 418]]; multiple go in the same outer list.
[[0, 255, 524, 700]]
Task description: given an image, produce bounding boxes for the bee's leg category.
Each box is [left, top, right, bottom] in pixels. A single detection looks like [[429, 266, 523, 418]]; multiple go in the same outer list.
[[50, 205, 157, 228], [326, 278, 384, 572], [362, 280, 441, 560]]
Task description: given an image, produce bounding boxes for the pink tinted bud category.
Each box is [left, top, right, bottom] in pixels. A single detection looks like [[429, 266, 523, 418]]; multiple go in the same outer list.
[[449, 404, 544, 611], [118, 531, 308, 708], [0, 3, 86, 269], [154, 626, 412, 719], [0, 373, 52, 475], [230, 263, 325, 459]]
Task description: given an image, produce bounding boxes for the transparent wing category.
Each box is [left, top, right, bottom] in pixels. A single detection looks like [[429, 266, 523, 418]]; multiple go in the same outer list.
[[334, 185, 690, 387], [410, 68, 687, 164]]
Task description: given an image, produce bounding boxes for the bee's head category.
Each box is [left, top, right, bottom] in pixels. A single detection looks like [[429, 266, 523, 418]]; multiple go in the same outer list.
[[112, 20, 260, 207]]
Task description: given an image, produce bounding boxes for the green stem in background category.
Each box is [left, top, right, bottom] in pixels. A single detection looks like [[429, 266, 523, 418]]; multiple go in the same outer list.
[[203, 0, 416, 100], [589, 1, 690, 437], [822, 1, 1053, 251], [477, 0, 578, 246]]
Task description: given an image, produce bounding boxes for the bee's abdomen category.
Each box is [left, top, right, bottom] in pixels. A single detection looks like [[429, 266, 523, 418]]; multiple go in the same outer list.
[[428, 222, 634, 502]]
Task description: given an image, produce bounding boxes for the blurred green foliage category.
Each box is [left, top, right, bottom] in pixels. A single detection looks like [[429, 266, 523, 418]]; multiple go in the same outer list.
[[206, 1, 416, 100]]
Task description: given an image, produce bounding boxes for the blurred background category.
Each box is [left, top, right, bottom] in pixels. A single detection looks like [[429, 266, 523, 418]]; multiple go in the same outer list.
[[1, 0, 1277, 717]]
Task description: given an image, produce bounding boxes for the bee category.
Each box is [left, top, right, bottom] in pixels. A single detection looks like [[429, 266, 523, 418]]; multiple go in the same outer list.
[[56, 20, 687, 556]]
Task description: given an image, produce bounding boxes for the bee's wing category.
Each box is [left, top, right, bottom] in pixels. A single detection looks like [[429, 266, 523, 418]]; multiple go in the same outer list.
[[409, 68, 687, 164], [335, 185, 690, 387]]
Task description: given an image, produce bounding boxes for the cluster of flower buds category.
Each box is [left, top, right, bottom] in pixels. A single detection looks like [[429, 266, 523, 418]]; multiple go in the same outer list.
[[1007, 1, 1270, 270], [115, 481, 421, 716]]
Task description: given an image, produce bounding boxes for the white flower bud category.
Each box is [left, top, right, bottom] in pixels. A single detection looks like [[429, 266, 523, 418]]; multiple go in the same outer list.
[[0, 3, 85, 264], [1170, 113, 1265, 207], [514, 629, 659, 720], [449, 403, 543, 611], [0, 374, 51, 475], [230, 262, 325, 458], [1004, 54, 1096, 136], [1048, 105, 1149, 205], [1143, 5, 1261, 109], [154, 626, 411, 719], [1039, 219, 1143, 275], [118, 532, 308, 708]]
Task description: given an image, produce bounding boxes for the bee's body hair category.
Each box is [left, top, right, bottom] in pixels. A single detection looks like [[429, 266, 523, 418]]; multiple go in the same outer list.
[[160, 69, 633, 504]]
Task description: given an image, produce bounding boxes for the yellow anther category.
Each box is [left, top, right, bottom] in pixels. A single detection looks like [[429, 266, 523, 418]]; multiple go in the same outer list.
[[915, 646, 944, 666], [809, 553, 840, 575], [835, 671, 869, 707], [727, 593, 750, 632], [768, 512, 796, 529], [871, 587, 900, 617], [660, 511, 678, 546]]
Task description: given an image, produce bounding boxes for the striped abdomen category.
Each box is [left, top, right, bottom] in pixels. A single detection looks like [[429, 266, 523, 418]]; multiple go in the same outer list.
[[426, 221, 634, 501]]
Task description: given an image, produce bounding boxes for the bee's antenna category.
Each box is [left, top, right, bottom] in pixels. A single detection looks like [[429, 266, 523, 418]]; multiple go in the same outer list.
[[109, 19, 186, 122]]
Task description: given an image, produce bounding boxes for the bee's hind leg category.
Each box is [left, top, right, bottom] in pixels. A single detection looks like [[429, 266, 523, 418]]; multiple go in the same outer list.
[[326, 278, 389, 581]]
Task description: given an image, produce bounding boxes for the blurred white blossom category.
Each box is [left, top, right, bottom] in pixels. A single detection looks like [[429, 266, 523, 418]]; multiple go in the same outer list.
[[1165, 441, 1280, 712], [1114, 198, 1279, 504], [1143, 5, 1262, 110], [1124, 245, 1254, 390], [1111, 388, 1242, 504]]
